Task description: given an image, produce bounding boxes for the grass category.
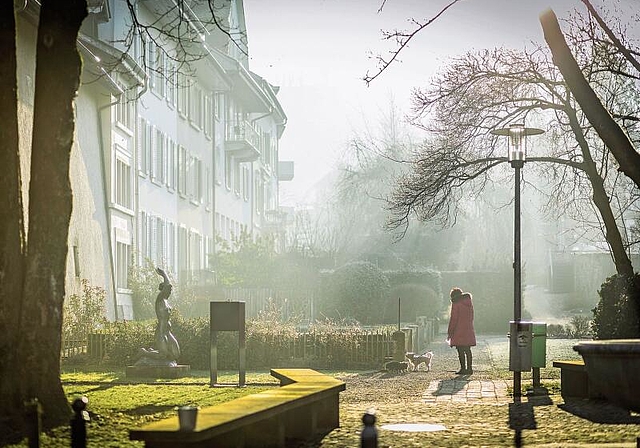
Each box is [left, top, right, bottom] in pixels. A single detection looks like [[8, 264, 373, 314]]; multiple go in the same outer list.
[[5, 337, 590, 447], [6, 370, 279, 448]]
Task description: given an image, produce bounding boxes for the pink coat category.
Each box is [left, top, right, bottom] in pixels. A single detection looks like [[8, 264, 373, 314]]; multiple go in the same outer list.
[[447, 296, 476, 347]]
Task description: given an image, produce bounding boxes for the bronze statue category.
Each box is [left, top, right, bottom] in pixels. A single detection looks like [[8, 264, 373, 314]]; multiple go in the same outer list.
[[134, 268, 181, 366]]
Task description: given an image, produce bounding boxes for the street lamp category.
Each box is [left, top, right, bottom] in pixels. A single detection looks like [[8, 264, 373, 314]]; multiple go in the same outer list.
[[491, 123, 544, 397]]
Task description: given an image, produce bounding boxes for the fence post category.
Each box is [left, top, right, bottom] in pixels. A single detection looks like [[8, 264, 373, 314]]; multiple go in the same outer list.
[[361, 410, 378, 448], [24, 398, 41, 448], [70, 396, 89, 448]]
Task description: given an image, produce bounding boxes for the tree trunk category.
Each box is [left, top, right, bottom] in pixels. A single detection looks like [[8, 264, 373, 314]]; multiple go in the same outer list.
[[15, 0, 88, 431], [0, 1, 26, 437], [540, 8, 640, 190], [565, 105, 634, 277]]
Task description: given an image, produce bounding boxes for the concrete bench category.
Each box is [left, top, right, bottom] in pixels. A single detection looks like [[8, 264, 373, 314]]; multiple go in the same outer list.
[[129, 368, 345, 448], [552, 360, 602, 399]]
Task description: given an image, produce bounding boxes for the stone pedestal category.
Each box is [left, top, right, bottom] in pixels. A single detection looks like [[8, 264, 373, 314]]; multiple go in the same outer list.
[[126, 364, 190, 379]]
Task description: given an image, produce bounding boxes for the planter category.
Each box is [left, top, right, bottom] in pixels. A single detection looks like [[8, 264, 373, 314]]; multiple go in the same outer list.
[[574, 339, 640, 411]]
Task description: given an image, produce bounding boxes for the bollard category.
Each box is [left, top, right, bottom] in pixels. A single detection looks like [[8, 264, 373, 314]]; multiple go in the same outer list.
[[70, 396, 90, 448], [24, 398, 42, 448], [361, 410, 378, 448]]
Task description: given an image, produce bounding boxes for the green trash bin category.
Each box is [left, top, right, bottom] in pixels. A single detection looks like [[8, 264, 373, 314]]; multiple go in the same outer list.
[[531, 322, 547, 368]]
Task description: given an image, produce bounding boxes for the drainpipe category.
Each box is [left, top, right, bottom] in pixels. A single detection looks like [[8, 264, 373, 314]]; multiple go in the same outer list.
[[97, 90, 122, 322]]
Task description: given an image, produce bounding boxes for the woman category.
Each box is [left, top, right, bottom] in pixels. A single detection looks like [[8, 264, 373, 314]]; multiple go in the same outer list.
[[447, 287, 476, 374]]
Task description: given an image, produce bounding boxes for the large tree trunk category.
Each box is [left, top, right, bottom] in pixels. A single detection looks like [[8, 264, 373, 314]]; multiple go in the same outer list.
[[566, 105, 634, 277], [540, 9, 640, 191], [0, 1, 26, 437], [15, 0, 87, 431]]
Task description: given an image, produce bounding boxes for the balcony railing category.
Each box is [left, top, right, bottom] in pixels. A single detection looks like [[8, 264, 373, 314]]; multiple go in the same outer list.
[[225, 120, 260, 162]]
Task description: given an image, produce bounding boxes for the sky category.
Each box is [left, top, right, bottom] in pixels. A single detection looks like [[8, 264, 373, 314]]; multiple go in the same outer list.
[[242, 0, 637, 206]]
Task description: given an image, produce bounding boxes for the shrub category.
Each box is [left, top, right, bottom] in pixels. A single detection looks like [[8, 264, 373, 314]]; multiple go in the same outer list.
[[383, 283, 440, 324], [569, 315, 593, 339], [63, 279, 107, 339], [592, 273, 640, 339], [547, 323, 569, 338], [320, 261, 390, 324]]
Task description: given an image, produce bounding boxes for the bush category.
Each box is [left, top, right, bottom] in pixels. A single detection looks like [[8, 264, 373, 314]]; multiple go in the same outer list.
[[592, 273, 640, 339], [383, 283, 440, 324], [569, 315, 593, 338], [320, 261, 390, 324], [63, 279, 107, 339]]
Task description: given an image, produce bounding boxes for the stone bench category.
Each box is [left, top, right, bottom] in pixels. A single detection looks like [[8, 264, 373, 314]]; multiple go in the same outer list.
[[129, 368, 346, 448], [552, 360, 601, 399]]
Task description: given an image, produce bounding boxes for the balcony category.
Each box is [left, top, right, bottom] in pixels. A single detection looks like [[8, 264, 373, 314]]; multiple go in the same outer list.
[[225, 120, 261, 162], [263, 209, 287, 230]]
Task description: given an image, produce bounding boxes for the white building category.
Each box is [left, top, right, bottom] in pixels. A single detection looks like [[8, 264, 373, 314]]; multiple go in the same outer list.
[[16, 0, 290, 320]]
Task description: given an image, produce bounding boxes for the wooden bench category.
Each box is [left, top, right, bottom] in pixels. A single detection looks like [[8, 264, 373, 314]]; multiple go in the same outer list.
[[129, 368, 346, 448], [552, 360, 602, 399]]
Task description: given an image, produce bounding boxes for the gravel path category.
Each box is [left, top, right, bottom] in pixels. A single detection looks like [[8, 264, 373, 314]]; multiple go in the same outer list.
[[296, 336, 640, 448]]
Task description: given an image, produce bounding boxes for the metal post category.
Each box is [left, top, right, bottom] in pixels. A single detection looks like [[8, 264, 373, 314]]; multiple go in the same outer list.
[[25, 398, 41, 448], [70, 396, 89, 448], [513, 162, 522, 397], [361, 411, 378, 448]]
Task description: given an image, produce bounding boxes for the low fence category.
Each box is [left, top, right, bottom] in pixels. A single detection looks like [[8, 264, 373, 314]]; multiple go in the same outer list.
[[61, 318, 438, 369]]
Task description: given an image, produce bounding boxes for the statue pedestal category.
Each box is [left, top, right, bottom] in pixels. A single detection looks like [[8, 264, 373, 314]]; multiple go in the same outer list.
[[126, 364, 191, 379]]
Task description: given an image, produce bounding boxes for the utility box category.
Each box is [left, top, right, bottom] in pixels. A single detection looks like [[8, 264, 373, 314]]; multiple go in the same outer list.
[[531, 322, 547, 368], [509, 321, 532, 372]]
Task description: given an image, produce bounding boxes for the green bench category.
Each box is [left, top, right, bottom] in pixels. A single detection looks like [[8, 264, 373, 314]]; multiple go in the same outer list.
[[129, 368, 345, 448], [552, 360, 602, 399]]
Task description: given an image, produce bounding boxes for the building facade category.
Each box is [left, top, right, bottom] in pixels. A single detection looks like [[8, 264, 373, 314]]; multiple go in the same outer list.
[[17, 0, 290, 321]]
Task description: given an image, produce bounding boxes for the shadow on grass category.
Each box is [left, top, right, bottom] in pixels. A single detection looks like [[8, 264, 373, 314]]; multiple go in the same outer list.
[[124, 404, 177, 416], [559, 398, 640, 424]]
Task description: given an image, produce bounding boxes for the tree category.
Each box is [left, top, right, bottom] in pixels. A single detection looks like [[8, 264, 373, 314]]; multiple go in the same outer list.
[[385, 24, 637, 277], [0, 0, 241, 439], [0, 0, 88, 437]]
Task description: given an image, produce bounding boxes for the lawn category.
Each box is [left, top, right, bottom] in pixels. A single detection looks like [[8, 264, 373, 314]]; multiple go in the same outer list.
[[6, 370, 280, 448]]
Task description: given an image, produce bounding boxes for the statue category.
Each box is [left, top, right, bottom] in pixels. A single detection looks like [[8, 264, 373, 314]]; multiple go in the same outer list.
[[134, 268, 181, 366]]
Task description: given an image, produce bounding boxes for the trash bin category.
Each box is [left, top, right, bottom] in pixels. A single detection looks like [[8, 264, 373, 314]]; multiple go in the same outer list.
[[509, 321, 532, 372], [509, 321, 547, 372], [531, 322, 547, 368]]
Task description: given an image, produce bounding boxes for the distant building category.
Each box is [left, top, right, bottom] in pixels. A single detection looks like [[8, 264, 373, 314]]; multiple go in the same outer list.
[[16, 0, 292, 320]]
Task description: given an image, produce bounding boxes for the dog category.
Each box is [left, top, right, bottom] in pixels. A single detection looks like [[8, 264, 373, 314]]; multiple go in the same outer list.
[[405, 351, 434, 372], [384, 360, 410, 373]]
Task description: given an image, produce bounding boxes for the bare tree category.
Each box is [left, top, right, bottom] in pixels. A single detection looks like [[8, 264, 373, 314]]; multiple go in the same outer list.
[[386, 31, 637, 276]]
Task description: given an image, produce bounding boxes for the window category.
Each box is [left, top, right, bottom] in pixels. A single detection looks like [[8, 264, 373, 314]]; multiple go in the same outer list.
[[204, 94, 213, 139], [167, 221, 176, 273], [242, 165, 250, 201], [178, 145, 187, 196], [190, 230, 202, 272], [137, 116, 148, 176], [166, 61, 176, 107], [114, 149, 132, 210], [189, 84, 203, 129], [233, 160, 241, 195], [115, 87, 134, 132], [116, 241, 131, 290], [155, 216, 165, 266], [215, 145, 223, 184], [146, 39, 156, 91], [177, 73, 188, 117], [72, 245, 80, 278], [167, 137, 176, 191], [153, 128, 166, 185], [153, 47, 166, 98], [214, 92, 223, 121], [178, 225, 189, 277], [225, 154, 232, 190], [205, 167, 212, 209], [138, 210, 147, 261]]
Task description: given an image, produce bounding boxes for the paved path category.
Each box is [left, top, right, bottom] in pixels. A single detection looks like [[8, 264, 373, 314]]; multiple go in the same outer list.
[[298, 335, 640, 447], [422, 379, 510, 403]]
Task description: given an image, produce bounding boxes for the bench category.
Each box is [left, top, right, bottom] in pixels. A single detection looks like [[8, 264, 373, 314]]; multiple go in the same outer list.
[[129, 368, 346, 448], [552, 360, 602, 399]]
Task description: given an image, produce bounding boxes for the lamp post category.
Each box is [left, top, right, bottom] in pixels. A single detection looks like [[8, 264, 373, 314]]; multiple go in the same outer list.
[[491, 123, 544, 397]]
